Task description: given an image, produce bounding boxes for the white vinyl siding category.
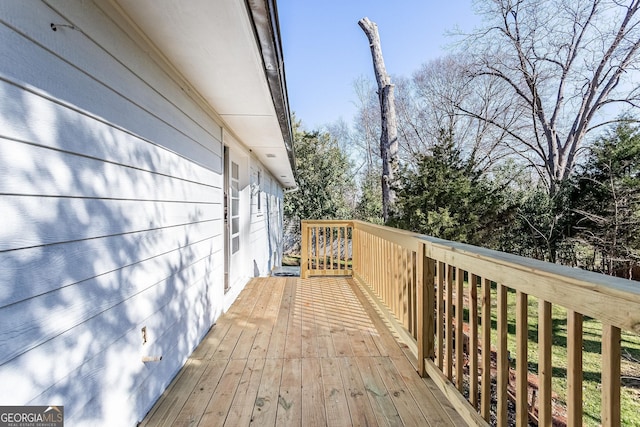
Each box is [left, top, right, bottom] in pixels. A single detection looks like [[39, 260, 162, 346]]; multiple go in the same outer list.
[[0, 1, 225, 425], [0, 1, 287, 425], [249, 164, 285, 275]]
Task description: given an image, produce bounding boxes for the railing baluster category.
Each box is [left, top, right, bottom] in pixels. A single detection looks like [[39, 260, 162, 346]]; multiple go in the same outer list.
[[301, 222, 308, 278], [339, 225, 343, 270], [516, 291, 529, 426], [345, 226, 349, 272], [324, 227, 328, 269], [446, 265, 454, 380], [382, 239, 388, 304], [402, 247, 406, 326], [336, 225, 339, 270], [567, 310, 583, 426], [455, 268, 464, 392], [481, 277, 491, 421], [386, 241, 397, 316], [469, 274, 479, 409], [399, 245, 404, 326], [411, 251, 417, 338], [344, 228, 352, 274], [393, 244, 402, 322], [360, 227, 363, 272], [376, 235, 380, 294], [392, 242, 398, 317], [376, 235, 381, 296], [393, 242, 399, 319], [324, 226, 328, 271], [497, 284, 508, 427], [329, 225, 334, 270], [344, 226, 348, 273], [436, 262, 445, 369], [602, 324, 621, 427], [539, 300, 552, 427], [314, 226, 320, 270]]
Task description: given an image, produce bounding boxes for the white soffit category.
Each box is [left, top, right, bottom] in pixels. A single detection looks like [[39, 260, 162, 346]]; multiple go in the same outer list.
[[114, 0, 295, 187]]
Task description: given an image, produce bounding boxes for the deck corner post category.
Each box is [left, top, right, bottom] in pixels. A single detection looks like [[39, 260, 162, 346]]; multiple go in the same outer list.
[[417, 242, 435, 377], [301, 221, 309, 278]]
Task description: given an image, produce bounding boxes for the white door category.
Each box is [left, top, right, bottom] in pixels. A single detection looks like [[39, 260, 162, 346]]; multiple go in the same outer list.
[[224, 146, 242, 292]]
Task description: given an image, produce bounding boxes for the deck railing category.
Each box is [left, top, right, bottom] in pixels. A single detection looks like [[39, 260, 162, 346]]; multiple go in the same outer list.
[[300, 219, 640, 427]]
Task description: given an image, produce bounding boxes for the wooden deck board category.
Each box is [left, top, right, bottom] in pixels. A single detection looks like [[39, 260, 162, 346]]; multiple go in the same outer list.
[[265, 279, 294, 359], [320, 357, 351, 426], [302, 357, 327, 426], [138, 359, 207, 427], [316, 279, 338, 358], [275, 358, 302, 426], [140, 277, 468, 426], [248, 278, 285, 359], [171, 359, 228, 427], [339, 356, 380, 426], [249, 357, 282, 426], [198, 358, 246, 426], [354, 356, 403, 426], [228, 357, 266, 425], [374, 356, 432, 426]]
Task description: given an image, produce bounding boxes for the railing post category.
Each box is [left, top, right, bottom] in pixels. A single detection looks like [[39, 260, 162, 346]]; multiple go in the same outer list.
[[417, 242, 435, 377], [351, 222, 357, 276], [300, 221, 308, 278], [602, 324, 621, 427]]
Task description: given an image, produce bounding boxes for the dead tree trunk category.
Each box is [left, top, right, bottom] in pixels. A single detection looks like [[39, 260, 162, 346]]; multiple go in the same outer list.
[[359, 17, 398, 222]]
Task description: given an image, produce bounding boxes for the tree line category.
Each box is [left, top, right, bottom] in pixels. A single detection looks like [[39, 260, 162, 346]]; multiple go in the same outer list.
[[285, 0, 640, 280]]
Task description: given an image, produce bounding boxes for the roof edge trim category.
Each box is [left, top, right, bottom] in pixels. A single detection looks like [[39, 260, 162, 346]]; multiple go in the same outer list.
[[245, 0, 297, 184]]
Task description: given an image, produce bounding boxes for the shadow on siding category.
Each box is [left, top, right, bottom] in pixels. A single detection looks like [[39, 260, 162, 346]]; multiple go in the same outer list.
[[0, 84, 220, 424]]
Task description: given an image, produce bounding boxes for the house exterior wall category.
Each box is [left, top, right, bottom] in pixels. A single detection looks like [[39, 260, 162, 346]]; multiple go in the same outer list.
[[249, 163, 285, 276], [0, 1, 285, 425]]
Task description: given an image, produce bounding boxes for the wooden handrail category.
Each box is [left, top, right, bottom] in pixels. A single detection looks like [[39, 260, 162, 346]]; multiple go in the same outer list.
[[300, 219, 640, 426]]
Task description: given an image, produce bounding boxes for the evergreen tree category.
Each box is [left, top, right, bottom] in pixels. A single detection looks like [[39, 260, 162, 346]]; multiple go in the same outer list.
[[572, 120, 640, 277], [390, 130, 511, 246], [354, 169, 383, 224], [284, 119, 353, 222]]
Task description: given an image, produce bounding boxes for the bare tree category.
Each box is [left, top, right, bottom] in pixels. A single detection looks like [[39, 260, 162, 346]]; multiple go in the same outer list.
[[459, 0, 640, 194], [359, 17, 399, 222], [409, 55, 515, 172], [351, 75, 381, 171]]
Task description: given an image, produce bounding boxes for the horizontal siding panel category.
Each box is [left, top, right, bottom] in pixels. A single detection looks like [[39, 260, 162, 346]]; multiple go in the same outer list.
[[52, 0, 224, 144], [0, 235, 221, 367], [0, 219, 221, 308], [1, 259, 221, 408], [0, 2, 247, 425], [0, 23, 221, 172], [0, 138, 220, 202], [0, 80, 220, 185], [0, 0, 222, 154], [75, 265, 224, 423], [0, 196, 221, 252]]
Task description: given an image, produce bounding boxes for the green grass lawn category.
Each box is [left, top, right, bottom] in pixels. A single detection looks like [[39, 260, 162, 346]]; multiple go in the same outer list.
[[472, 283, 640, 426]]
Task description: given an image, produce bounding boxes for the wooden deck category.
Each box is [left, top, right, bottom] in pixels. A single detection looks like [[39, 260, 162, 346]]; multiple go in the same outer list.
[[140, 276, 467, 426]]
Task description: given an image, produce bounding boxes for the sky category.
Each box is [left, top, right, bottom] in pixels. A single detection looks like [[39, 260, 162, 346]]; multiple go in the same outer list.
[[277, 0, 482, 130]]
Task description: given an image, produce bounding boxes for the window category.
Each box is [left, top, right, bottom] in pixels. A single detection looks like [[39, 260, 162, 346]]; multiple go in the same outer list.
[[231, 161, 240, 254], [257, 170, 261, 211]]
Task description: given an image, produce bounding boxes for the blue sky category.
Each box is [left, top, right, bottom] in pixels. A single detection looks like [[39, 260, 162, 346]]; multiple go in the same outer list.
[[278, 1, 481, 130]]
